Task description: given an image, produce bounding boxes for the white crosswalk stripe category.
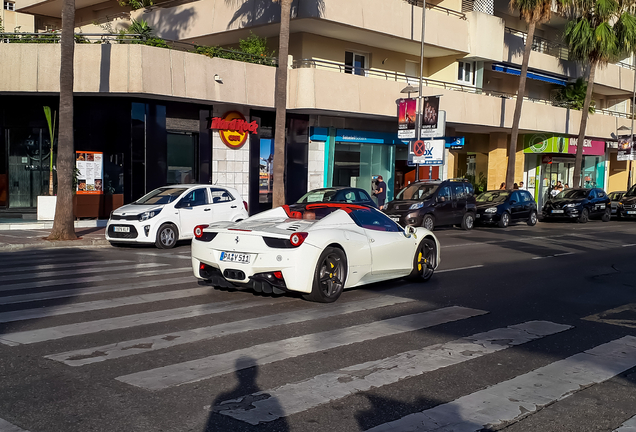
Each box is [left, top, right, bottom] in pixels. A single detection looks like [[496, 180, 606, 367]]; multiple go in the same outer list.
[[0, 259, 130, 273], [0, 276, 194, 305], [0, 417, 29, 432], [0, 266, 191, 293], [367, 336, 636, 432], [615, 415, 636, 432], [115, 306, 487, 390], [0, 298, 292, 346], [0, 262, 168, 283], [0, 286, 215, 324], [214, 320, 573, 425], [46, 296, 417, 366]]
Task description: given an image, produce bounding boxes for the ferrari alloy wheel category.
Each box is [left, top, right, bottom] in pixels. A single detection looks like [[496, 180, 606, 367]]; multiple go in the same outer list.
[[498, 212, 510, 228], [601, 208, 611, 222], [304, 247, 347, 303], [408, 239, 436, 281], [422, 214, 435, 231], [527, 211, 538, 226], [156, 224, 178, 249], [578, 208, 589, 224], [461, 212, 475, 230]]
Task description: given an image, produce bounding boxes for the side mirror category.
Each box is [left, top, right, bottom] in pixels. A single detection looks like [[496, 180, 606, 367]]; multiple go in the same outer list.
[[405, 225, 416, 236], [509, 200, 516, 205]]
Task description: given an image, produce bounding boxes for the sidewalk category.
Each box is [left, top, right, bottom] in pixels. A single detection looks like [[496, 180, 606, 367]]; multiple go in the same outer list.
[[0, 219, 111, 251]]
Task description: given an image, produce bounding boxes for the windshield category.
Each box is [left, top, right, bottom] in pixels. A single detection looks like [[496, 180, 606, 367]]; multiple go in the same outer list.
[[626, 185, 636, 197], [134, 187, 187, 205], [296, 189, 338, 204], [396, 184, 438, 201], [555, 189, 587, 199], [476, 191, 509, 203]]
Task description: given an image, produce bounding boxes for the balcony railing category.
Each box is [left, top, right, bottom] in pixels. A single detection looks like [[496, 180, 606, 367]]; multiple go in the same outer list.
[[292, 58, 634, 119], [403, 0, 467, 19], [505, 27, 569, 61]]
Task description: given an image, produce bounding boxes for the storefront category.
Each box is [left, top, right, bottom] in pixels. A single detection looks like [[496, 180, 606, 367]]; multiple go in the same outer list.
[[0, 95, 213, 216], [523, 134, 607, 209], [310, 128, 402, 202]]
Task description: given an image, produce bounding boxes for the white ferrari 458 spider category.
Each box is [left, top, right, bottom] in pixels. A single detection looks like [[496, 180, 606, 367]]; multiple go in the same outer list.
[[191, 203, 440, 302]]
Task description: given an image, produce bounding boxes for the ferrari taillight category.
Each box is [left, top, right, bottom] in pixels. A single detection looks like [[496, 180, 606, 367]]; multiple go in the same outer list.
[[243, 201, 249, 212], [289, 232, 308, 247], [194, 225, 209, 239]]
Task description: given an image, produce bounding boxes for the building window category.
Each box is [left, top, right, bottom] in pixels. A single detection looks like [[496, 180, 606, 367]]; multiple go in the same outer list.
[[345, 51, 368, 76], [4, 1, 15, 10], [458, 61, 475, 85]]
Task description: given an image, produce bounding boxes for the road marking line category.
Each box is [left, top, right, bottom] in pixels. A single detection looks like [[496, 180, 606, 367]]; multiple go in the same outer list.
[[367, 336, 636, 432], [0, 276, 194, 306], [46, 296, 417, 366], [437, 265, 483, 273], [137, 252, 191, 259], [215, 321, 572, 425], [0, 263, 169, 283], [0, 267, 191, 294], [0, 287, 215, 324], [115, 306, 488, 391], [0, 417, 29, 432], [0, 298, 291, 346], [0, 259, 130, 274], [614, 414, 636, 431], [622, 244, 636, 247], [532, 251, 575, 260]]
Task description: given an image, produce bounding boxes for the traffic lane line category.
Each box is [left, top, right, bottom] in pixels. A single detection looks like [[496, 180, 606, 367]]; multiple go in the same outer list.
[[532, 252, 576, 260]]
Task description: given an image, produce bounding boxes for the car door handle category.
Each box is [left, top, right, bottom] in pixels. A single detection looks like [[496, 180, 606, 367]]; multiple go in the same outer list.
[[204, 208, 211, 211], [231, 205, 237, 208], [369, 238, 375, 243]]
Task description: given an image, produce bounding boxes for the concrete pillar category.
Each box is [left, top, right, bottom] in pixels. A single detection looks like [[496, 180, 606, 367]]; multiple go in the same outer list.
[[488, 132, 508, 190]]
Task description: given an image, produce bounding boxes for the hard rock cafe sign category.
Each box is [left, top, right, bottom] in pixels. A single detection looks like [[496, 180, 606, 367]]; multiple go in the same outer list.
[[210, 111, 258, 149]]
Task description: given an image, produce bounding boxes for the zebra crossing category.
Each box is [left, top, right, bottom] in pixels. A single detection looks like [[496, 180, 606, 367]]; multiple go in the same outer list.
[[0, 248, 635, 431]]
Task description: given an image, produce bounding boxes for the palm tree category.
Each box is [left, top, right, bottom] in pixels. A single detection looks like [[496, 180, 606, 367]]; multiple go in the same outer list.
[[47, 0, 77, 241], [562, 0, 636, 187], [505, 0, 561, 189], [271, 0, 292, 208]]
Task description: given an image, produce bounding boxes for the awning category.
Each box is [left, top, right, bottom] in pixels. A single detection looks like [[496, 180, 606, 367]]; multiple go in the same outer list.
[[492, 63, 567, 86]]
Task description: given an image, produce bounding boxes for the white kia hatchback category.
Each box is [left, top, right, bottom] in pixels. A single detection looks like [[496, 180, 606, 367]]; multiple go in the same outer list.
[[106, 184, 248, 248]]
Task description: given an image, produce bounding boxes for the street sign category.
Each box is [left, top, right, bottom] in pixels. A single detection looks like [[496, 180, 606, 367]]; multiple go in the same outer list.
[[444, 136, 465, 148], [413, 140, 425, 156], [412, 139, 445, 165]]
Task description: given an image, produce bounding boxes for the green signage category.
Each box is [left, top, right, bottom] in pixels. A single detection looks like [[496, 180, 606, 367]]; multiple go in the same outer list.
[[523, 134, 568, 154]]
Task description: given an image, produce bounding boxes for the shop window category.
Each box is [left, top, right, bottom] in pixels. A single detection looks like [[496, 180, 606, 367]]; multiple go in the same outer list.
[[345, 51, 368, 76], [167, 132, 197, 185], [4, 1, 15, 11], [458, 61, 475, 85]]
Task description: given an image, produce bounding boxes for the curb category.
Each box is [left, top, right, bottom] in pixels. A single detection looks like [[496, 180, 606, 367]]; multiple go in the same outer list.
[[0, 220, 108, 231], [0, 238, 112, 251]]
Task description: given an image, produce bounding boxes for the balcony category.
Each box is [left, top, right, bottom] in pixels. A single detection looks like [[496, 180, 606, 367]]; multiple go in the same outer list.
[[504, 27, 635, 93]]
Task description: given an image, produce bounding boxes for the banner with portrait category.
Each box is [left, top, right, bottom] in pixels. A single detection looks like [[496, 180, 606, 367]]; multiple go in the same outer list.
[[421, 96, 440, 130], [397, 98, 417, 139], [617, 135, 635, 161]]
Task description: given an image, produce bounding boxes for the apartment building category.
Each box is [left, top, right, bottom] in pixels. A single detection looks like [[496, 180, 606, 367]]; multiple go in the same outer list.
[[1, 0, 634, 215]]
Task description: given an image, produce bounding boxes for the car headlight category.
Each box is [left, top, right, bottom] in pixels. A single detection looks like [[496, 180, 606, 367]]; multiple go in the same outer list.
[[409, 202, 424, 210], [139, 208, 162, 221], [484, 207, 497, 213], [563, 203, 577, 208]]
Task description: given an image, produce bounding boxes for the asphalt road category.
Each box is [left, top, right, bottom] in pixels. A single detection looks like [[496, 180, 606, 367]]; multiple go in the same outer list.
[[0, 218, 635, 432]]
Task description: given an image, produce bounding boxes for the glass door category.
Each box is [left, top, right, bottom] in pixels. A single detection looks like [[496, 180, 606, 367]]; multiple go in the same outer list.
[[7, 128, 51, 208]]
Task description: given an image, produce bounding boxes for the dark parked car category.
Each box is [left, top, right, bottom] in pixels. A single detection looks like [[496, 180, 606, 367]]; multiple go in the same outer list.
[[384, 179, 477, 231], [475, 190, 538, 228], [542, 188, 611, 223], [617, 184, 636, 219], [293, 187, 377, 208], [608, 191, 626, 216]]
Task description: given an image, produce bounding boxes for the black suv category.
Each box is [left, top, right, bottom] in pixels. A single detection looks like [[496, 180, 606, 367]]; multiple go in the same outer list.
[[617, 184, 636, 219], [542, 188, 611, 223], [384, 179, 477, 231]]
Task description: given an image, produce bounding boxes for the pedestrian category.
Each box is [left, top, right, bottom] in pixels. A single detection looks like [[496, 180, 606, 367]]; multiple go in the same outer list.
[[564, 183, 569, 189], [373, 175, 387, 210], [513, 183, 519, 189], [499, 182, 506, 190], [519, 181, 524, 189]]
